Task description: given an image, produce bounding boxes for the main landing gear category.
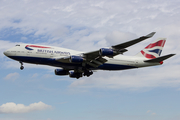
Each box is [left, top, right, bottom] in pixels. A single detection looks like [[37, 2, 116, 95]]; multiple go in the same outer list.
[[83, 70, 93, 77], [69, 69, 93, 79], [19, 61, 24, 70]]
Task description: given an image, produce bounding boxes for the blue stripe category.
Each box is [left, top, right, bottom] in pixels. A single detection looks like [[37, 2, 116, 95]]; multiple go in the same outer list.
[[7, 56, 137, 70], [25, 47, 34, 50], [8, 56, 81, 69], [98, 64, 137, 70]]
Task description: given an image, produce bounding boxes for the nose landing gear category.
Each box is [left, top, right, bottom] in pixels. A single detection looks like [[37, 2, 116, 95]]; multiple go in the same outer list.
[[19, 61, 24, 70]]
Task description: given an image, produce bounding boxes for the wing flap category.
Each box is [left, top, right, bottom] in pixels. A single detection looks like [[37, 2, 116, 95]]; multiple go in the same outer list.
[[87, 62, 99, 68], [87, 57, 107, 68]]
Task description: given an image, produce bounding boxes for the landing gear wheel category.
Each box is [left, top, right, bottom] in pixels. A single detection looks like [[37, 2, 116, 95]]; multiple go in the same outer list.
[[20, 66, 24, 70], [83, 70, 93, 77], [19, 61, 24, 70]]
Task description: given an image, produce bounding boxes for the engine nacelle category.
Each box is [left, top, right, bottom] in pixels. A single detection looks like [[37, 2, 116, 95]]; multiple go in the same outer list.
[[70, 56, 84, 63], [55, 69, 69, 75], [99, 48, 114, 56], [69, 72, 82, 79]]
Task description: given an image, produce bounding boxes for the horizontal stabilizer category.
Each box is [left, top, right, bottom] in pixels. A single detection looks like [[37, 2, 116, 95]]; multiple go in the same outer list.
[[144, 54, 175, 63]]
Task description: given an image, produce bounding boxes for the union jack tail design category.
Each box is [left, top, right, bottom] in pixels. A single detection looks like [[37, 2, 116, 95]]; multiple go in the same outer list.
[[136, 38, 166, 59]]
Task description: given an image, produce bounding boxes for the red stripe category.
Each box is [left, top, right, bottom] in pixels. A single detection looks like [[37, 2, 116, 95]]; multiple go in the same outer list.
[[141, 50, 156, 59], [25, 45, 51, 48], [145, 40, 165, 49]]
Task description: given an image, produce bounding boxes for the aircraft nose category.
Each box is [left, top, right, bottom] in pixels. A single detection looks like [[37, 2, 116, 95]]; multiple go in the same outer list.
[[3, 50, 10, 56], [3, 50, 7, 56]]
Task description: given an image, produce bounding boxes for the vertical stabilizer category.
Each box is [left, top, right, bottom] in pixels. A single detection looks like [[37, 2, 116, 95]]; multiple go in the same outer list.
[[136, 38, 166, 59]]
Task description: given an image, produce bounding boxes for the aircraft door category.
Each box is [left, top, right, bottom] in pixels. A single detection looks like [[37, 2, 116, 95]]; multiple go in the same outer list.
[[27, 51, 32, 56], [50, 52, 54, 58], [134, 60, 139, 67]]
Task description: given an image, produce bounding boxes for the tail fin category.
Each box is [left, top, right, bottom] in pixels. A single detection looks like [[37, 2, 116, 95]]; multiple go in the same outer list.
[[136, 38, 166, 59]]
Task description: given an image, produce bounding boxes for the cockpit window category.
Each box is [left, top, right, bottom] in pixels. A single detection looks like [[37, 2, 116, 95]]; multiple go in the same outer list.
[[16, 44, 20, 46]]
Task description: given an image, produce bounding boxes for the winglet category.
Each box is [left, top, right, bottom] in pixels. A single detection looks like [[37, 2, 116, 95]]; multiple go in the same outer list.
[[146, 32, 156, 38], [144, 54, 176, 63]]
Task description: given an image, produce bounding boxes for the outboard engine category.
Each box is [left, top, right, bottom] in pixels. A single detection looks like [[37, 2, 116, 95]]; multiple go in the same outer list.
[[70, 56, 84, 63], [55, 69, 69, 75], [69, 71, 82, 79], [99, 48, 114, 56]]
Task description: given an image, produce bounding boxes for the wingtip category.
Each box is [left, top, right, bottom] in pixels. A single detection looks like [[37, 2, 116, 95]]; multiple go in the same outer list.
[[163, 54, 176, 61], [146, 32, 156, 38], [170, 54, 176, 57], [162, 54, 176, 60]]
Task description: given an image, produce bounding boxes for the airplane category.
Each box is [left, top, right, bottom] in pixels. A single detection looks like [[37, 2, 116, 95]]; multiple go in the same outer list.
[[3, 32, 175, 79]]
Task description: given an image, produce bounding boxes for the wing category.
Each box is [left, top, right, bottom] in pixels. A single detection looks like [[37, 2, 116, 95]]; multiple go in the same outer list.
[[112, 32, 156, 49], [84, 32, 155, 57], [83, 32, 156, 67], [56, 32, 156, 68], [56, 53, 107, 68]]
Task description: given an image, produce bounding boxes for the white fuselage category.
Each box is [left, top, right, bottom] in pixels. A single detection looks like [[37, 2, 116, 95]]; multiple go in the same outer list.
[[3, 44, 161, 71]]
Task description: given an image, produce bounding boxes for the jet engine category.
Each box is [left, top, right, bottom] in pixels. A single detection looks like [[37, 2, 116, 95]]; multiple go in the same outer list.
[[54, 69, 69, 75], [70, 56, 84, 63], [69, 72, 82, 79], [99, 48, 114, 56]]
